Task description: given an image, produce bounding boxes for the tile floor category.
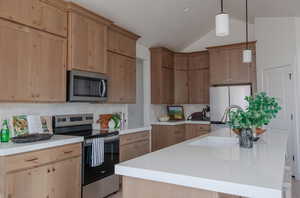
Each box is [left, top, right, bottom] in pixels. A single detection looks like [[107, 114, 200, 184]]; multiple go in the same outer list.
[[108, 179, 300, 198]]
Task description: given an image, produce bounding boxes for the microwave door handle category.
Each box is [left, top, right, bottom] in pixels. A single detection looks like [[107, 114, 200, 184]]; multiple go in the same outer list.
[[101, 80, 106, 97]]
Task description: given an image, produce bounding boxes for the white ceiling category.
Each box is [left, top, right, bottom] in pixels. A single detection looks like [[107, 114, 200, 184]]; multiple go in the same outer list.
[[69, 0, 300, 51]]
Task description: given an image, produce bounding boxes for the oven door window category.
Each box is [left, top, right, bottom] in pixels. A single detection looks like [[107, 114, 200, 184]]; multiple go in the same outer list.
[[83, 139, 119, 186], [73, 76, 107, 98]]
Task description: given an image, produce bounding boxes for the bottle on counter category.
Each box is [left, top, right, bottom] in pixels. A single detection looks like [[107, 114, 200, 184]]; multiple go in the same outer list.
[[1, 120, 10, 142]]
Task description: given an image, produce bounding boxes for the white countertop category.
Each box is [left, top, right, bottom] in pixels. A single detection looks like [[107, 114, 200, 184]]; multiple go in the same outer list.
[[115, 128, 288, 198], [119, 126, 152, 135], [152, 120, 210, 125], [0, 135, 83, 156]]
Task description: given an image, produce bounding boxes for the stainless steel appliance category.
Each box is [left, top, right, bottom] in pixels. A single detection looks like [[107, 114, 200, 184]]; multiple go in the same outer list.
[[52, 114, 120, 198], [68, 70, 108, 102], [210, 85, 252, 123]]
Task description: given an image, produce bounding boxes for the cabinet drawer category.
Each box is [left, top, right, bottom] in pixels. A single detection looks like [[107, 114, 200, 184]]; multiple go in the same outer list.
[[120, 139, 150, 162], [4, 143, 81, 172], [120, 131, 150, 146], [51, 143, 81, 162]]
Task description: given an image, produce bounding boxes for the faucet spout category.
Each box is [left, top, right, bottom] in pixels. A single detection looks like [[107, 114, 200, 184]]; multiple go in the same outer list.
[[221, 105, 243, 123]]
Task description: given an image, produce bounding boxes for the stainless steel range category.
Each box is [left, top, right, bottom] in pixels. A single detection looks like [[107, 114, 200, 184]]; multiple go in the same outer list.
[[52, 114, 120, 198]]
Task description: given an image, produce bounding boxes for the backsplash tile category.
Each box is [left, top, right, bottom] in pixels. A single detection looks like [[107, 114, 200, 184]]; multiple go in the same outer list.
[[0, 103, 127, 130]]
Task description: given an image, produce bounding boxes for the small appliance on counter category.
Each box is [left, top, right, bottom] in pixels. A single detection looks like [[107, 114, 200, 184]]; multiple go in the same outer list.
[[52, 114, 120, 198], [187, 105, 210, 121]]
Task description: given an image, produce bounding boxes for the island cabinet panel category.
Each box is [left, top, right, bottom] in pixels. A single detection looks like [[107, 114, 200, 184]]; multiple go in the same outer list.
[[123, 176, 239, 198], [0, 0, 68, 37], [68, 8, 110, 74], [0, 19, 66, 102], [208, 42, 256, 87], [151, 125, 185, 152], [1, 143, 82, 198], [107, 52, 136, 104], [120, 131, 150, 162], [185, 124, 210, 140], [108, 25, 139, 58], [150, 47, 175, 104]]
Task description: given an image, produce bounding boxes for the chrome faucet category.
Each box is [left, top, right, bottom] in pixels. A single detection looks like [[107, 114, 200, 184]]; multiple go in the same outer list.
[[221, 105, 243, 123]]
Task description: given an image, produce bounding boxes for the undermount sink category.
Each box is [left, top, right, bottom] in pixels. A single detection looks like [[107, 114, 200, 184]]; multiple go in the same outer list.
[[188, 136, 239, 148]]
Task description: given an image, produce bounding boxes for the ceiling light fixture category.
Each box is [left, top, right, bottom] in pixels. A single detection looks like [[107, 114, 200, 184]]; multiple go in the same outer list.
[[216, 0, 229, 37], [243, 0, 252, 63]]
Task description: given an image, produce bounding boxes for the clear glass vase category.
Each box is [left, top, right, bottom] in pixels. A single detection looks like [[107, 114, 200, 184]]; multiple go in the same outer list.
[[239, 128, 253, 148]]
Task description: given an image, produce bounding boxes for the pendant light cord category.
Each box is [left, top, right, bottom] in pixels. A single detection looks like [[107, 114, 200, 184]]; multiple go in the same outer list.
[[221, 0, 224, 13], [246, 0, 249, 49]]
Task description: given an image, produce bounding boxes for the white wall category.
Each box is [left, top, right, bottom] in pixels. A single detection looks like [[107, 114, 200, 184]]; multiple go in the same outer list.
[[182, 18, 255, 52], [255, 17, 300, 178]]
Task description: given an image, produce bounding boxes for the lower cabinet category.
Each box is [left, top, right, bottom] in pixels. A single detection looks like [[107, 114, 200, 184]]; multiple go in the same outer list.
[[1, 143, 82, 198], [152, 124, 211, 152], [185, 124, 210, 140], [120, 131, 150, 162]]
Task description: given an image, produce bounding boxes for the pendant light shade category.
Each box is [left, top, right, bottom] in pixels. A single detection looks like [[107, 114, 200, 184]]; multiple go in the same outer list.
[[216, 0, 229, 37], [216, 13, 229, 37], [243, 49, 252, 63], [242, 0, 252, 63]]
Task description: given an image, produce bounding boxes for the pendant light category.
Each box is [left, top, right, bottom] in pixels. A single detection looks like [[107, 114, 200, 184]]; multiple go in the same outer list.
[[243, 0, 252, 63], [216, 0, 229, 37]]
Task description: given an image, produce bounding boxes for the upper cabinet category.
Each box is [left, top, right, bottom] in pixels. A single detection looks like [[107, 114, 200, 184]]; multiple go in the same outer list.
[[67, 3, 112, 74], [0, 19, 66, 102], [208, 42, 257, 87], [188, 51, 210, 104], [150, 47, 175, 104], [107, 52, 136, 104], [0, 0, 68, 37], [174, 53, 189, 104], [108, 25, 139, 58]]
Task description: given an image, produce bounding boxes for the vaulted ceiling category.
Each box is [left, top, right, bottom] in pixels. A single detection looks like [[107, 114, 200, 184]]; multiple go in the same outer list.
[[69, 0, 300, 51]]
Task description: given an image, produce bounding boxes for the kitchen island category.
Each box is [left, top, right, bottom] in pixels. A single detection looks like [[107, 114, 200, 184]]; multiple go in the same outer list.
[[115, 128, 288, 198]]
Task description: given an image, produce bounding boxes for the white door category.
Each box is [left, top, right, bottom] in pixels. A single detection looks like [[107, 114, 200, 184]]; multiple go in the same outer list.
[[210, 87, 229, 122], [263, 65, 296, 168]]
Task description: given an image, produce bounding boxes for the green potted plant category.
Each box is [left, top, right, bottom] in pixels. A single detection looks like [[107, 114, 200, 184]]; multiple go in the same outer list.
[[228, 92, 281, 148]]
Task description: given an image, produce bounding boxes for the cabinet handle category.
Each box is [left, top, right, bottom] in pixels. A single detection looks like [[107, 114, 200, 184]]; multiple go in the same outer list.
[[25, 157, 38, 162], [47, 169, 51, 173], [63, 150, 73, 154]]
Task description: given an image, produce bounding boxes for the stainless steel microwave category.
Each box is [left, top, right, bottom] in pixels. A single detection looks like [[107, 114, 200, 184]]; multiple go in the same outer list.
[[68, 70, 108, 102]]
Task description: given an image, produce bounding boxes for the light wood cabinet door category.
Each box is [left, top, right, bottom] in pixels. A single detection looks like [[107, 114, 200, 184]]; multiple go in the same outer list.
[[33, 31, 67, 102], [120, 140, 150, 162], [40, 1, 67, 37], [122, 57, 136, 103], [6, 165, 50, 198], [108, 28, 119, 52], [171, 125, 186, 145], [119, 34, 136, 58], [189, 52, 209, 70], [107, 52, 136, 103], [0, 0, 42, 29], [174, 70, 189, 104], [69, 12, 107, 74], [185, 124, 210, 140], [49, 157, 81, 198], [161, 68, 174, 104], [0, 20, 35, 102], [209, 49, 230, 85], [174, 54, 188, 70], [189, 69, 209, 104], [162, 50, 174, 69]]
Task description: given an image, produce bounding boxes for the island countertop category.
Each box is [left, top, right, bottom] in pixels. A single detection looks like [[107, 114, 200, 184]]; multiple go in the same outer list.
[[115, 128, 288, 198], [0, 135, 84, 156]]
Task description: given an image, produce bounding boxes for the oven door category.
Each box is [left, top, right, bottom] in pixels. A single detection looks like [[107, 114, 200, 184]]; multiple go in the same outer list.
[[83, 136, 119, 186], [68, 70, 108, 102]]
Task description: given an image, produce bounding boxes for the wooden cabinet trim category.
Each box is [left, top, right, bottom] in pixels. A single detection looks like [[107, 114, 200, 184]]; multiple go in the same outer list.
[[40, 0, 67, 11], [109, 24, 140, 40], [206, 41, 257, 50], [67, 2, 112, 26]]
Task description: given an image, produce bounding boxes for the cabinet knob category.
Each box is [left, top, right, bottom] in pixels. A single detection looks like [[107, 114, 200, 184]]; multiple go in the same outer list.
[[52, 168, 56, 172], [47, 169, 51, 173]]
